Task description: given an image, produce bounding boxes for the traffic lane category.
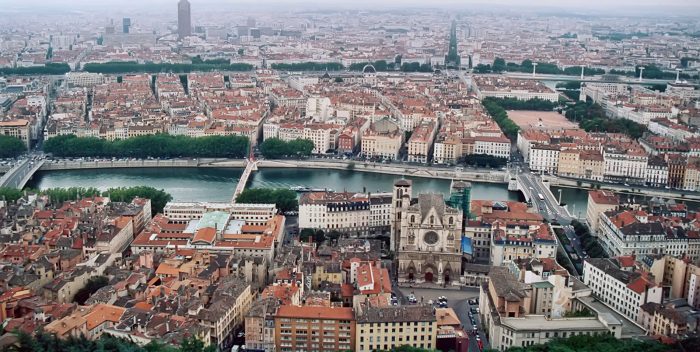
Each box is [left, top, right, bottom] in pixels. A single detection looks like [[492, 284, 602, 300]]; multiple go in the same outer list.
[[465, 300, 490, 352]]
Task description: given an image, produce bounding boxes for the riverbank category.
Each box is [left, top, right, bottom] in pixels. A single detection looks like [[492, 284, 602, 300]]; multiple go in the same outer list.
[[38, 158, 509, 184]]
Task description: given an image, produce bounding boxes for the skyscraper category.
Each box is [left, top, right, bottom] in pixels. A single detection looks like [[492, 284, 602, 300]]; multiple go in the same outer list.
[[177, 0, 191, 39], [122, 17, 131, 34]]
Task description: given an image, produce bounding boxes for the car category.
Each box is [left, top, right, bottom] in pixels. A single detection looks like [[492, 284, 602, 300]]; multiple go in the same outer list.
[[237, 332, 245, 338], [468, 299, 475, 305], [473, 324, 478, 330]]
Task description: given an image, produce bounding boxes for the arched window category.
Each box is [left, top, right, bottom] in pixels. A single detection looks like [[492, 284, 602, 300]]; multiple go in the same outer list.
[[448, 217, 453, 225], [410, 215, 415, 223], [430, 215, 434, 224]]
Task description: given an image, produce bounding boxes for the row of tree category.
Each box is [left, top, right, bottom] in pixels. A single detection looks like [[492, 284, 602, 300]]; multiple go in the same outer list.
[[609, 64, 698, 80], [43, 134, 249, 158], [0, 135, 26, 158], [564, 101, 647, 139], [235, 188, 298, 212], [270, 62, 344, 71], [0, 63, 70, 75], [23, 186, 172, 215], [259, 138, 314, 159], [481, 98, 520, 140], [571, 220, 607, 258], [462, 154, 508, 168], [271, 61, 432, 72], [475, 58, 605, 76], [7, 330, 215, 352], [348, 60, 395, 71], [83, 61, 253, 74], [483, 97, 558, 111]]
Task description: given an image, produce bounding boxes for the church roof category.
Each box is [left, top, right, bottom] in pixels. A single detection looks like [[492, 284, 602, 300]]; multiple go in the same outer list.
[[418, 193, 448, 219]]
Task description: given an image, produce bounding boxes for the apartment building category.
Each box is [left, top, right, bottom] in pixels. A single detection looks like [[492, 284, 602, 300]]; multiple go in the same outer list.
[[474, 135, 511, 159], [481, 266, 621, 351], [585, 190, 619, 235], [602, 145, 648, 185], [274, 306, 355, 352], [299, 191, 393, 236], [407, 121, 437, 163], [361, 118, 403, 160], [0, 119, 31, 148], [472, 76, 559, 102], [641, 255, 700, 308], [529, 144, 560, 174], [582, 258, 662, 322], [490, 223, 557, 267], [355, 304, 437, 352], [599, 210, 688, 258]]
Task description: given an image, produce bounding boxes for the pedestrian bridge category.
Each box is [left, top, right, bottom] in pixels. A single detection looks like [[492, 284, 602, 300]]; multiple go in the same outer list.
[[231, 158, 258, 203]]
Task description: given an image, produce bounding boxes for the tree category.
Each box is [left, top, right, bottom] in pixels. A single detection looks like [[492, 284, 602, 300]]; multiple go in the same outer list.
[[0, 63, 70, 75], [43, 134, 249, 159], [105, 186, 172, 216], [235, 188, 298, 212], [0, 135, 26, 158], [7, 330, 212, 352], [492, 58, 506, 73], [481, 98, 520, 140], [0, 188, 24, 202], [270, 62, 344, 71], [300, 228, 325, 244], [237, 48, 244, 56], [260, 138, 314, 159], [83, 61, 252, 74]]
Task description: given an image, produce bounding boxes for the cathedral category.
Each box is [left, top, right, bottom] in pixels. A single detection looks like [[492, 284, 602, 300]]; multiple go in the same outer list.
[[392, 179, 463, 286]]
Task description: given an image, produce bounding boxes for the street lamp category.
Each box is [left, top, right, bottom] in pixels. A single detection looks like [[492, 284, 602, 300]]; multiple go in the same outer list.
[[638, 66, 645, 82], [532, 63, 538, 77]]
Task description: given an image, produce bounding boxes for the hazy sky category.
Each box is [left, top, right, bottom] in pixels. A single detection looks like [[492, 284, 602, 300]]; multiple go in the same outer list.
[[2, 0, 699, 16]]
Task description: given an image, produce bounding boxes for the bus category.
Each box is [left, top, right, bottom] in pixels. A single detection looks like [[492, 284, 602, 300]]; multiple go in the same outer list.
[[537, 193, 545, 201]]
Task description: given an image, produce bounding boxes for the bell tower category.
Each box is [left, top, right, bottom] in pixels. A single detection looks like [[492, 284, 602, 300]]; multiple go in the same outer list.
[[391, 179, 413, 253]]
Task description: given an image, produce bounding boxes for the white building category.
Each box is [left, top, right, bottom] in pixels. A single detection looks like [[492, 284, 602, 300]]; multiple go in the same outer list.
[[529, 144, 560, 174], [299, 191, 393, 236], [583, 258, 662, 322], [598, 210, 688, 258], [474, 136, 511, 159]]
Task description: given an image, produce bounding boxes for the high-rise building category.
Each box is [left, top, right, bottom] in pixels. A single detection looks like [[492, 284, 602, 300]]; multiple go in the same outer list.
[[177, 0, 191, 39], [122, 17, 131, 34]]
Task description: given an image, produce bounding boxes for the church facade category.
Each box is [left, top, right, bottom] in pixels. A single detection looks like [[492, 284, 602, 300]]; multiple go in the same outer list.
[[392, 180, 463, 286]]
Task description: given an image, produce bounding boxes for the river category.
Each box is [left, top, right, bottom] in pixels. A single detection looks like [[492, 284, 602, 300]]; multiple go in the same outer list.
[[27, 167, 526, 203]]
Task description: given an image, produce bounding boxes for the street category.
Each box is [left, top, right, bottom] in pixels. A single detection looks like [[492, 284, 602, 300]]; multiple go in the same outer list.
[[398, 287, 490, 352]]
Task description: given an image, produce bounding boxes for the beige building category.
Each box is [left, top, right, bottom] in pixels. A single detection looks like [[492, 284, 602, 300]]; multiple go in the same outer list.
[[198, 277, 254, 349], [579, 151, 605, 181], [355, 304, 437, 352], [557, 149, 580, 178], [585, 190, 619, 235], [274, 305, 355, 352], [433, 135, 463, 165], [245, 297, 280, 352], [0, 119, 31, 148], [643, 255, 700, 308], [683, 157, 700, 191], [407, 121, 437, 163], [361, 118, 403, 160], [480, 266, 621, 351]]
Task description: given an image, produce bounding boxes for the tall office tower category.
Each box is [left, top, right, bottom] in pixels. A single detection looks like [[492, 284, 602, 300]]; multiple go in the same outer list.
[[246, 17, 256, 28], [122, 18, 131, 34], [177, 0, 192, 39]]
